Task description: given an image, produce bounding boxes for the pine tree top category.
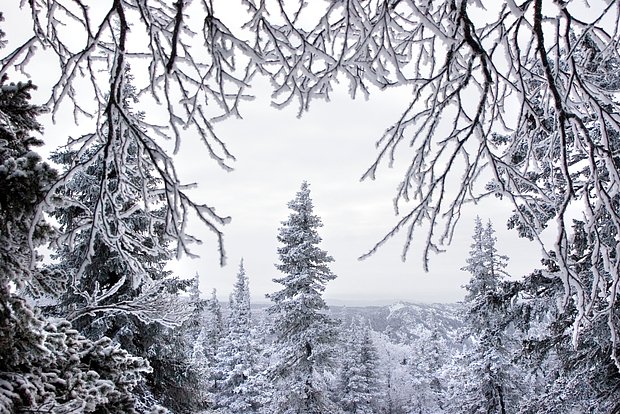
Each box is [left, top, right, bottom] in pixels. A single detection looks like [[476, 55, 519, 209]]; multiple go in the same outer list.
[[462, 216, 508, 301], [270, 182, 336, 303]]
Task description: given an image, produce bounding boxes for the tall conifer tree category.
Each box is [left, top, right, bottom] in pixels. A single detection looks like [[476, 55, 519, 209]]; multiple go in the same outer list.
[[457, 217, 515, 414], [267, 181, 340, 414], [0, 43, 150, 411], [45, 72, 193, 410]]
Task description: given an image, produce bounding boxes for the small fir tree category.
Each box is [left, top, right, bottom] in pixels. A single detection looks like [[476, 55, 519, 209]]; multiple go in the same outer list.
[[462, 218, 508, 303], [266, 181, 340, 414], [212, 260, 266, 413], [456, 217, 515, 414], [338, 319, 381, 414]]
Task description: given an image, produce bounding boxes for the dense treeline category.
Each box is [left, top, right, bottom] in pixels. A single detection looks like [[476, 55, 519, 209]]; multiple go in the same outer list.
[[1, 72, 619, 411], [1, 67, 618, 411], [189, 215, 620, 414], [3, 0, 620, 412]]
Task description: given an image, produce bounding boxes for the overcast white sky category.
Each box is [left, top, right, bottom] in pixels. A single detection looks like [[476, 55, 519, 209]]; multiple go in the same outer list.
[[4, 2, 548, 306], [167, 78, 545, 305]]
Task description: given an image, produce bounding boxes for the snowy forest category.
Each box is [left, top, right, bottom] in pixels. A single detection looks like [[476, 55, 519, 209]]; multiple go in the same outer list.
[[2, 0, 620, 413]]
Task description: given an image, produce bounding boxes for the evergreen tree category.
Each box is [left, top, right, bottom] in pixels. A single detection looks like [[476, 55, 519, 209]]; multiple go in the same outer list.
[[46, 71, 183, 326], [201, 287, 227, 409], [188, 273, 210, 366], [456, 217, 516, 414], [462, 218, 508, 304], [338, 319, 381, 414], [0, 77, 59, 298], [203, 288, 225, 366], [266, 181, 340, 414], [509, 220, 620, 413], [185, 272, 207, 346], [43, 71, 194, 410], [189, 272, 202, 302], [0, 25, 150, 411], [212, 260, 267, 413]]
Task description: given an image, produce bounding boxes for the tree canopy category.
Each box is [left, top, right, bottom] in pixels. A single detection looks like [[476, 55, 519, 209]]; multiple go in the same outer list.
[[3, 0, 620, 370]]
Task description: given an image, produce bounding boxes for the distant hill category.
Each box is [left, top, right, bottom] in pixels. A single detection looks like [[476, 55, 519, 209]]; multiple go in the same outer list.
[[249, 301, 464, 346], [328, 302, 464, 344]]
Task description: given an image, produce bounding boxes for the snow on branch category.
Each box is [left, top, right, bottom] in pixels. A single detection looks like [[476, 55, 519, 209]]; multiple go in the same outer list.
[[5, 0, 620, 371], [67, 278, 191, 328], [240, 0, 620, 367]]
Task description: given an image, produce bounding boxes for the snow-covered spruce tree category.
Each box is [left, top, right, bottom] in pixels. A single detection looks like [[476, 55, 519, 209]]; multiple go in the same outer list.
[[46, 71, 185, 326], [202, 288, 225, 369], [462, 218, 508, 305], [494, 32, 620, 375], [266, 181, 340, 414], [338, 318, 381, 414], [0, 79, 57, 296], [507, 220, 620, 413], [44, 72, 195, 410], [186, 272, 207, 347], [188, 283, 211, 389], [0, 32, 151, 411], [0, 69, 59, 413], [211, 260, 267, 413], [454, 217, 517, 414]]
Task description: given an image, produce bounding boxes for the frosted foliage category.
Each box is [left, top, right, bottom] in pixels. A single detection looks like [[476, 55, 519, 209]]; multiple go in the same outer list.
[[267, 182, 340, 414], [38, 78, 199, 350], [504, 224, 620, 412], [0, 78, 57, 296], [4, 0, 233, 268], [5, 0, 620, 370], [0, 48, 149, 410], [456, 218, 519, 414], [47, 78, 186, 317], [338, 320, 381, 414], [0, 315, 151, 413], [211, 260, 262, 413], [236, 0, 620, 365], [72, 278, 191, 328]]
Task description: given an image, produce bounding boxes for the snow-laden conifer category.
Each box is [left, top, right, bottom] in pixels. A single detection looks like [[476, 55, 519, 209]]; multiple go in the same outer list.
[[508, 220, 620, 413], [46, 72, 187, 327], [203, 288, 225, 364], [211, 260, 268, 413], [338, 318, 381, 414], [0, 29, 150, 411], [266, 181, 340, 414], [42, 73, 197, 410], [462, 218, 508, 304], [454, 217, 517, 414]]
